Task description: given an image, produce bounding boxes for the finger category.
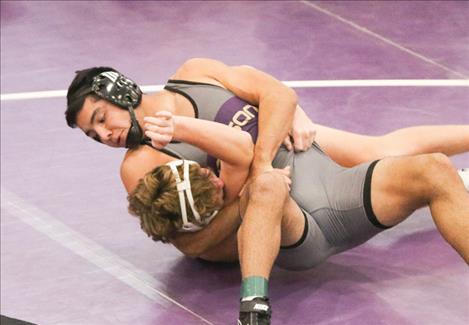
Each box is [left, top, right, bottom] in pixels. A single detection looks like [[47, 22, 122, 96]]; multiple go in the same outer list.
[[280, 167, 291, 177], [274, 166, 291, 176], [283, 177, 291, 191], [145, 130, 163, 143], [299, 135, 313, 151], [293, 133, 305, 152], [143, 116, 171, 127], [145, 130, 172, 143], [283, 136, 293, 151], [304, 131, 316, 149], [154, 111, 172, 119], [310, 129, 317, 143], [144, 123, 172, 134]]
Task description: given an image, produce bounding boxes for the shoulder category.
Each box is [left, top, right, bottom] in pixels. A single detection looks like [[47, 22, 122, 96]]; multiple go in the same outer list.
[[120, 145, 174, 193], [176, 58, 223, 74], [171, 58, 252, 86]]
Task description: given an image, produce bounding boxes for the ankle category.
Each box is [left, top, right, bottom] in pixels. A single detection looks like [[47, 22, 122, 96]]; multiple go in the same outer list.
[[241, 276, 269, 301]]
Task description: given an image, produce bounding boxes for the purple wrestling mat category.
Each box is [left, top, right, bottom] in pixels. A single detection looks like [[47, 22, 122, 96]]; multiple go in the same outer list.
[[1, 1, 468, 324]]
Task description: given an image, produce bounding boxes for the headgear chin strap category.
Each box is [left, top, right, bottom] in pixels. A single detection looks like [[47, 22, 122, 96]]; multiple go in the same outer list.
[[166, 160, 218, 232], [91, 71, 144, 148]]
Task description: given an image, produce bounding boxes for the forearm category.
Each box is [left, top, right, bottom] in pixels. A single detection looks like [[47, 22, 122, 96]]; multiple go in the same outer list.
[[254, 86, 297, 169], [294, 104, 311, 124], [198, 232, 239, 262], [175, 59, 297, 168], [173, 116, 253, 167]]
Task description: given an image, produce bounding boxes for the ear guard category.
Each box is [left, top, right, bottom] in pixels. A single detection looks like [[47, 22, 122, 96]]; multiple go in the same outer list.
[[166, 160, 218, 232], [91, 71, 144, 148]]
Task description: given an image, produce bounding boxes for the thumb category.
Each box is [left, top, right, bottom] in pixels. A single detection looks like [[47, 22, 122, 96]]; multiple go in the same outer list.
[[283, 136, 293, 151], [293, 136, 304, 152]]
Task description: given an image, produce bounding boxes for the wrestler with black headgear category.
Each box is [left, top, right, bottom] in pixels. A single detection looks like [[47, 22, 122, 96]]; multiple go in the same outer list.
[[65, 58, 469, 325], [66, 68, 144, 148]]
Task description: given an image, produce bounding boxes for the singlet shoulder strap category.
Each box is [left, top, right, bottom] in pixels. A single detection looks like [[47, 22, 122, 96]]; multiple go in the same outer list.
[[164, 80, 201, 118], [142, 140, 183, 159], [165, 79, 226, 88], [142, 140, 208, 167], [164, 79, 235, 121]]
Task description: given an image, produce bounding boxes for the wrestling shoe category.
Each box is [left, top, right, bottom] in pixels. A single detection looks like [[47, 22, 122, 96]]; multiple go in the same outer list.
[[237, 297, 271, 325], [458, 168, 469, 192]]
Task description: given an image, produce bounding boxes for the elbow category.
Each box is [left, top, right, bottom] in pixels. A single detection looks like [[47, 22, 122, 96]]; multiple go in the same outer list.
[[265, 83, 297, 113], [284, 86, 298, 108]]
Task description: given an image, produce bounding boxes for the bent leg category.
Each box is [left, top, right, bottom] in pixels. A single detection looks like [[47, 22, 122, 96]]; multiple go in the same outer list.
[[370, 153, 469, 263], [237, 172, 290, 280], [315, 124, 469, 167]]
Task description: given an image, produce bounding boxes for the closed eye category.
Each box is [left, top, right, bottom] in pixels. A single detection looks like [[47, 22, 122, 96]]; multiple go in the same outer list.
[[99, 111, 105, 123]]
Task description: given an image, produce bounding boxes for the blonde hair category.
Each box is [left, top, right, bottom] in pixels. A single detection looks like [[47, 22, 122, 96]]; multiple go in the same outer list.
[[128, 163, 219, 243]]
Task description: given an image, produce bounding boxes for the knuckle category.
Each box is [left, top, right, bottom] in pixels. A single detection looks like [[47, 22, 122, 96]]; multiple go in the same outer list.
[[293, 130, 302, 137]]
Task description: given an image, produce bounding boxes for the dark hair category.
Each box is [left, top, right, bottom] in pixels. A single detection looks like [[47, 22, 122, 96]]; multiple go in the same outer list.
[[65, 67, 117, 128]]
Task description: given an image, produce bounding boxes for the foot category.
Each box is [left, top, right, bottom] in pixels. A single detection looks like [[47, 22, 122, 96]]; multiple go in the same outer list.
[[238, 297, 271, 325], [458, 168, 469, 191]]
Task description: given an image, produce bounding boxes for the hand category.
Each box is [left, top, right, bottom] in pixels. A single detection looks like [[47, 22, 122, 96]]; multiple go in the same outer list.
[[143, 111, 175, 149], [239, 166, 291, 198], [250, 162, 273, 177], [283, 106, 316, 152]]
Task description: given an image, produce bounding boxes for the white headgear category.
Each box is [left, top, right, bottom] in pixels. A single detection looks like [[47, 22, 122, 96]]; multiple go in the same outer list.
[[166, 160, 218, 232]]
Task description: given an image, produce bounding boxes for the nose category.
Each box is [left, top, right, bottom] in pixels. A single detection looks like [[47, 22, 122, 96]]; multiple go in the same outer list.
[[96, 125, 112, 142]]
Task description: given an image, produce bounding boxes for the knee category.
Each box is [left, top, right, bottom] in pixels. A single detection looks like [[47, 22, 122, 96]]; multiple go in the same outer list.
[[238, 172, 289, 220], [414, 153, 456, 188], [420, 153, 453, 174]]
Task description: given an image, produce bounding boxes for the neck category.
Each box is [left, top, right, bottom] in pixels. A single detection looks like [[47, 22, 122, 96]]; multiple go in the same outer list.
[[134, 92, 169, 128]]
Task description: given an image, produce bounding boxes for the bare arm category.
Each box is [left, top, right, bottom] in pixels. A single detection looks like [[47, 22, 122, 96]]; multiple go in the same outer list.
[[172, 116, 253, 169], [173, 58, 298, 174], [174, 115, 254, 203], [285, 104, 317, 152], [145, 112, 254, 203]]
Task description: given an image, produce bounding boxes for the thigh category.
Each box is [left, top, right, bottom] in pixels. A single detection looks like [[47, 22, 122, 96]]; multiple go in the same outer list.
[[314, 124, 378, 167], [280, 197, 306, 247], [370, 156, 429, 227], [239, 190, 305, 247]]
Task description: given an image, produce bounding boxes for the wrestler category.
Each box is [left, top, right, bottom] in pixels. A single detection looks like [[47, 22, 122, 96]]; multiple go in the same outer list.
[[127, 109, 468, 324], [64, 59, 469, 177]]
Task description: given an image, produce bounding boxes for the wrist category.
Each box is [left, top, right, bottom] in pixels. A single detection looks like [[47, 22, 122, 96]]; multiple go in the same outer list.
[[251, 157, 273, 177], [253, 145, 275, 166], [172, 115, 186, 141]]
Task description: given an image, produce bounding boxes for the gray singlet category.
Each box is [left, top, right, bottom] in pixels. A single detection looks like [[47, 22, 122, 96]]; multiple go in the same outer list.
[[159, 80, 390, 270]]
